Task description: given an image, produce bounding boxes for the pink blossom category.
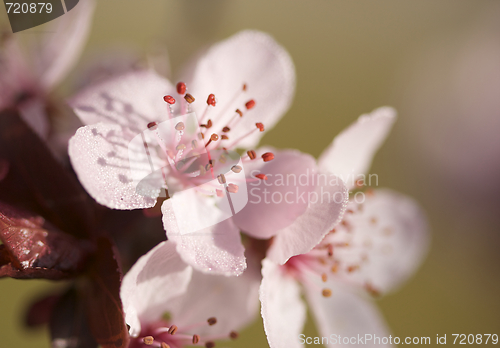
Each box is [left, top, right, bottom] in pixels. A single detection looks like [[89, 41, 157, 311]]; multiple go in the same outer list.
[[0, 0, 94, 137], [120, 241, 260, 348], [68, 30, 347, 276], [259, 109, 430, 348]]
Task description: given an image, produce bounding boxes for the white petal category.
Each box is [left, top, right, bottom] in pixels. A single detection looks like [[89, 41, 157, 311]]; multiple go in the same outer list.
[[165, 264, 260, 336], [162, 191, 246, 276], [304, 280, 393, 348], [267, 173, 348, 264], [327, 189, 429, 295], [318, 107, 396, 190], [68, 123, 158, 209], [69, 70, 175, 133], [232, 148, 317, 239], [120, 241, 193, 337], [260, 259, 306, 348], [182, 30, 295, 149], [35, 0, 96, 90]]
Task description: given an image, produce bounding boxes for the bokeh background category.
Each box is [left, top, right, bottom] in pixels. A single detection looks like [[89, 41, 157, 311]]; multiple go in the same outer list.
[[1, 0, 499, 346]]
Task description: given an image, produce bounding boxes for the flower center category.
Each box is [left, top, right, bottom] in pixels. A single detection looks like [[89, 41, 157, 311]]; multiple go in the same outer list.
[[137, 81, 273, 199], [131, 317, 238, 348], [281, 193, 390, 298]]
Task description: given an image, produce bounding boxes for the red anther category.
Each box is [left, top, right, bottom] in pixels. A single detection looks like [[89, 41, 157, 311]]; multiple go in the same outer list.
[[221, 135, 229, 140], [207, 119, 213, 128], [245, 99, 256, 110], [184, 93, 195, 103], [230, 331, 239, 340], [207, 317, 217, 326], [347, 265, 359, 273], [321, 273, 328, 282], [207, 94, 216, 106], [247, 150, 257, 160], [231, 165, 242, 173], [168, 325, 178, 335], [235, 109, 243, 117], [217, 174, 226, 184], [242, 83, 247, 91], [262, 152, 274, 162], [143, 336, 154, 345], [175, 122, 185, 131], [322, 289, 332, 298], [255, 173, 268, 180], [256, 122, 264, 132], [147, 122, 158, 130], [176, 82, 186, 94], [222, 126, 230, 132], [205, 133, 219, 147], [163, 95, 176, 104], [327, 244, 334, 257], [192, 335, 200, 344], [227, 184, 239, 193], [205, 342, 215, 348]]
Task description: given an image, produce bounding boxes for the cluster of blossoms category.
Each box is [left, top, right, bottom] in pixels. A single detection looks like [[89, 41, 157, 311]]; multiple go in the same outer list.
[[0, 3, 428, 348]]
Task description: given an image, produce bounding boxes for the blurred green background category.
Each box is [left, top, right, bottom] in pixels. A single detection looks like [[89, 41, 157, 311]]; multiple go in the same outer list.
[[1, 0, 500, 346]]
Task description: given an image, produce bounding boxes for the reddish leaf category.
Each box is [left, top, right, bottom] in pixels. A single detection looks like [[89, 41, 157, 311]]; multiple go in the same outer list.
[[0, 108, 95, 239], [50, 288, 98, 348], [25, 294, 61, 328], [0, 201, 92, 279], [84, 238, 129, 348]]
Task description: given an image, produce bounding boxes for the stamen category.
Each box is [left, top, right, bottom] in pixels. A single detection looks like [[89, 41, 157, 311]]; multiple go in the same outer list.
[[175, 122, 185, 131], [247, 150, 256, 160], [322, 289, 332, 297], [255, 173, 268, 180], [205, 133, 219, 147], [226, 123, 264, 149], [321, 273, 328, 282], [221, 135, 229, 140], [217, 174, 226, 184], [227, 184, 238, 193], [163, 95, 176, 104], [207, 317, 217, 326], [176, 82, 186, 95], [147, 122, 158, 130], [143, 336, 154, 345], [327, 244, 334, 257], [262, 152, 274, 162], [231, 165, 242, 173], [192, 335, 200, 344], [242, 83, 247, 91], [201, 119, 213, 129], [207, 94, 216, 107], [222, 126, 230, 132], [161, 343, 170, 348], [205, 342, 215, 348], [184, 93, 195, 104], [230, 331, 239, 340], [347, 265, 359, 273], [245, 99, 256, 110], [225, 109, 244, 129], [168, 325, 178, 335]]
